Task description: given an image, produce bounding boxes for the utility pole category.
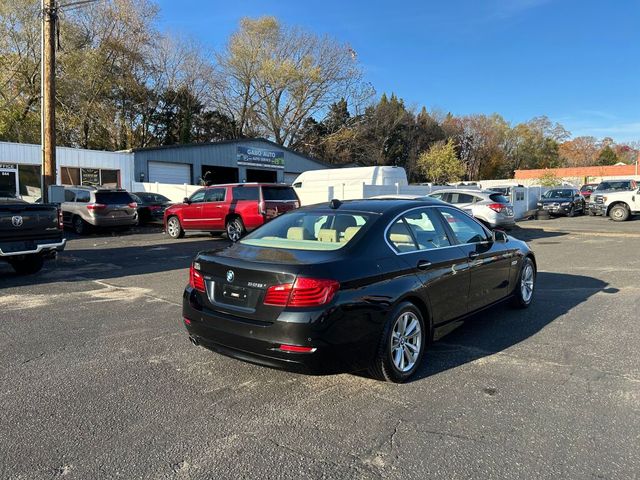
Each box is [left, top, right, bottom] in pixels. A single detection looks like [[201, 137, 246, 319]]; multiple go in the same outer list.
[[41, 0, 58, 203]]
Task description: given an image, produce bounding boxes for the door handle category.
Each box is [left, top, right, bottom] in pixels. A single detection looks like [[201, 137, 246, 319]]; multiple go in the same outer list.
[[215, 205, 223, 208], [468, 252, 480, 260], [417, 260, 432, 270]]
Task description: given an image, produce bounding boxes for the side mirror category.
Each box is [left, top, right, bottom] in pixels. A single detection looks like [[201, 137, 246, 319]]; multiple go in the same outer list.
[[492, 230, 508, 243], [183, 197, 191, 204]]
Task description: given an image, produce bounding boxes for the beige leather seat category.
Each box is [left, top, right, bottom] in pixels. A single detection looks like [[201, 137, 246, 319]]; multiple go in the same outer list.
[[342, 226, 361, 242], [287, 227, 312, 241], [318, 229, 338, 243]]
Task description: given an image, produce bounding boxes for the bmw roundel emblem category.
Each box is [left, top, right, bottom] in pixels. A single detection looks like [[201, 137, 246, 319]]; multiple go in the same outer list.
[[226, 270, 235, 283]]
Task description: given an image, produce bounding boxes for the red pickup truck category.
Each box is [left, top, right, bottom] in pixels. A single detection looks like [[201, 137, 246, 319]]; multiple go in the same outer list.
[[164, 183, 300, 241]]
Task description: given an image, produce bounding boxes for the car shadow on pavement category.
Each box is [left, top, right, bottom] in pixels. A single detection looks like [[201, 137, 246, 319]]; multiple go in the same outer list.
[[0, 238, 231, 287], [411, 272, 614, 382], [509, 226, 568, 241]]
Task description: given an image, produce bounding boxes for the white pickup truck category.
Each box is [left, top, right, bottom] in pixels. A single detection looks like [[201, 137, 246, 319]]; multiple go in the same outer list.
[[590, 183, 640, 222]]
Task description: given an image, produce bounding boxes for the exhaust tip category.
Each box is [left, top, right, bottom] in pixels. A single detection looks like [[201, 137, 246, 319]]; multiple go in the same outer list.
[[189, 336, 199, 346]]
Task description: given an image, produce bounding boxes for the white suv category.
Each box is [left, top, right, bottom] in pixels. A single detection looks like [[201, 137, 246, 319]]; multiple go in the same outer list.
[[427, 189, 516, 229]]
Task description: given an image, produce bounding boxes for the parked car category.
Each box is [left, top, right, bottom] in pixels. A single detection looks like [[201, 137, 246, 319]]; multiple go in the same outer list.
[[61, 187, 138, 235], [579, 183, 599, 203], [164, 183, 300, 241], [1, 193, 65, 274], [426, 189, 516, 229], [588, 180, 638, 216], [182, 198, 536, 382], [591, 185, 640, 221], [130, 192, 172, 224], [536, 188, 585, 217]]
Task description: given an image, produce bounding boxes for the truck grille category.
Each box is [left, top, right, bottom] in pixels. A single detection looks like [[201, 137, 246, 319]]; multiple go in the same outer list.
[[593, 195, 604, 204]]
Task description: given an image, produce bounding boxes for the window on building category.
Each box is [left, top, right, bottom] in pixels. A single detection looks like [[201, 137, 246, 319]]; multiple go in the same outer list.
[[62, 167, 80, 186], [18, 165, 41, 201], [100, 169, 119, 187]]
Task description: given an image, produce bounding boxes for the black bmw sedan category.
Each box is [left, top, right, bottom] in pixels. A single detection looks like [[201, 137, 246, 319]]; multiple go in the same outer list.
[[183, 198, 536, 382]]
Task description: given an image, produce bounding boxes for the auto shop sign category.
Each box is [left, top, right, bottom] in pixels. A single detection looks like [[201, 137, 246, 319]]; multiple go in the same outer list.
[[237, 146, 285, 169]]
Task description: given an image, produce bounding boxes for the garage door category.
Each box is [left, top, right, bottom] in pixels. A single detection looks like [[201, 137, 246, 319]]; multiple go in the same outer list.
[[148, 161, 191, 185]]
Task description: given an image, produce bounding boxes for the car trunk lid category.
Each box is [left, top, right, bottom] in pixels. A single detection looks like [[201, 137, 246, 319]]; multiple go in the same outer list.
[[194, 253, 300, 323]]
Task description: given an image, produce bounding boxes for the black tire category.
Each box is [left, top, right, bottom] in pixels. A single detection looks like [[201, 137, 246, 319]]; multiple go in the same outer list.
[[511, 257, 536, 309], [9, 254, 44, 275], [226, 217, 245, 242], [609, 204, 630, 222], [166, 216, 185, 239], [368, 301, 428, 383], [567, 205, 575, 217], [73, 216, 90, 235]]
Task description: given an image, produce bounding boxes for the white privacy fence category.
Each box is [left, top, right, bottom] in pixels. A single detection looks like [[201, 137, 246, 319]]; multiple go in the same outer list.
[[296, 182, 551, 220], [130, 181, 201, 203]]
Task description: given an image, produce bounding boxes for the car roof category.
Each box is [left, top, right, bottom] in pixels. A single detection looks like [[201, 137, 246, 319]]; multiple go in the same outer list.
[[299, 197, 445, 215], [203, 183, 291, 188]]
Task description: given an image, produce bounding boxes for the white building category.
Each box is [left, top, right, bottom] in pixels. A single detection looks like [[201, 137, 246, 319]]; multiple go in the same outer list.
[[0, 141, 133, 202]]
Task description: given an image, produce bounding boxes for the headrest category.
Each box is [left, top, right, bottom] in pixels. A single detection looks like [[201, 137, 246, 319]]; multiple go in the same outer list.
[[287, 227, 309, 240], [318, 229, 338, 243], [343, 226, 361, 242]]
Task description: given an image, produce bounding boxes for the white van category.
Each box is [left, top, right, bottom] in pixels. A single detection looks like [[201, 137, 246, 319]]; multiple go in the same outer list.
[[292, 166, 408, 189]]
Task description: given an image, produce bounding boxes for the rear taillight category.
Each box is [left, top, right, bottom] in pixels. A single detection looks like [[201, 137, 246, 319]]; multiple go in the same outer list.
[[264, 277, 339, 307], [278, 344, 316, 353], [488, 203, 507, 213], [86, 203, 106, 211], [258, 201, 266, 215], [189, 263, 205, 292], [128, 202, 138, 208], [57, 208, 63, 229]]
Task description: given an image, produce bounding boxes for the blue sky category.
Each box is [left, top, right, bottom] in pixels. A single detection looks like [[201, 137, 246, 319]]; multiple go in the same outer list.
[[155, 0, 640, 142]]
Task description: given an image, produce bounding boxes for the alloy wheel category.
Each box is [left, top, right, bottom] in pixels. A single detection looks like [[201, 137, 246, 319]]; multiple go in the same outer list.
[[167, 218, 180, 237], [390, 311, 422, 372], [227, 220, 241, 242], [520, 263, 534, 303]]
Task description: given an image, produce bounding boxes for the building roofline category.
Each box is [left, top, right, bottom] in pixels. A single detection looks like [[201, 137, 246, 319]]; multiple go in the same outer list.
[[131, 137, 331, 168]]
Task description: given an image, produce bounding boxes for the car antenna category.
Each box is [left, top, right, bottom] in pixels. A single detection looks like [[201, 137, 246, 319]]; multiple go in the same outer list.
[[329, 199, 342, 209]]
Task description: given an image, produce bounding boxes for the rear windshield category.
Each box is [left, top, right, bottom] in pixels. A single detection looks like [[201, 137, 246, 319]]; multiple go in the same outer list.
[[232, 186, 260, 201], [596, 181, 633, 191], [542, 189, 573, 198], [95, 191, 134, 204], [262, 187, 298, 201], [136, 193, 170, 203], [241, 211, 372, 251], [488, 193, 509, 203]]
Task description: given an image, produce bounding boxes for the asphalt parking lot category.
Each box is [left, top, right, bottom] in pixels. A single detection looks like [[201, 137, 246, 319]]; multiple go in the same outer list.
[[1, 217, 639, 479]]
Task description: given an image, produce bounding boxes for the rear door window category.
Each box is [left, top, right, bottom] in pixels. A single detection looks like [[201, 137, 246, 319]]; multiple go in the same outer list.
[[204, 188, 226, 202], [438, 208, 488, 244], [232, 186, 259, 201], [402, 208, 452, 250], [387, 218, 418, 253], [449, 193, 475, 204], [95, 191, 133, 204], [262, 187, 298, 201]]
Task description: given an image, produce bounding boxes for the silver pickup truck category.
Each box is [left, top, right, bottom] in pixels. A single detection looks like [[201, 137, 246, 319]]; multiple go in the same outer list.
[[0, 194, 66, 274]]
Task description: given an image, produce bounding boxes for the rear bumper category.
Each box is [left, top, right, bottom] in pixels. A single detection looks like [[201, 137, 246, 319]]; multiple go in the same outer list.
[[0, 237, 66, 257], [182, 288, 379, 374], [90, 216, 138, 227]]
